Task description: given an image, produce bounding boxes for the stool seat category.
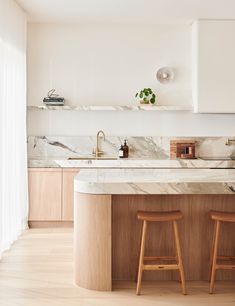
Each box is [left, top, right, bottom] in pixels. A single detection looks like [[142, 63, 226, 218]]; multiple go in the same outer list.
[[210, 210, 235, 222], [137, 210, 183, 222]]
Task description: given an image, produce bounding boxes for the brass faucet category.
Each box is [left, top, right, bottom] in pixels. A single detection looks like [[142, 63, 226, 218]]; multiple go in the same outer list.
[[94, 130, 106, 158], [225, 138, 235, 146]]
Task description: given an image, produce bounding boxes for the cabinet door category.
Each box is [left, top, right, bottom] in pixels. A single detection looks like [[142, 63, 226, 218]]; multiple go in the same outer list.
[[62, 168, 79, 221], [28, 168, 62, 221], [193, 20, 235, 113]]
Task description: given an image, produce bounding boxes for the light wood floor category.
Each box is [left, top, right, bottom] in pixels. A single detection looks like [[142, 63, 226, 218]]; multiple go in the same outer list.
[[0, 228, 234, 306]]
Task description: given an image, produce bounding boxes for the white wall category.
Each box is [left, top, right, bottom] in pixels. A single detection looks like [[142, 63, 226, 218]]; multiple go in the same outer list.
[[27, 23, 191, 107], [27, 110, 235, 137], [27, 22, 235, 136]]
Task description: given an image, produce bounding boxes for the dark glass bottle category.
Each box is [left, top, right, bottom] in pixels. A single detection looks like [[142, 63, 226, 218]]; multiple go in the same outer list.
[[123, 139, 129, 158], [119, 145, 124, 158]]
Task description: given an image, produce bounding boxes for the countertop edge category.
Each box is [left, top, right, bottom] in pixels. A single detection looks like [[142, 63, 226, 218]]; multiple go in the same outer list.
[[74, 169, 235, 195]]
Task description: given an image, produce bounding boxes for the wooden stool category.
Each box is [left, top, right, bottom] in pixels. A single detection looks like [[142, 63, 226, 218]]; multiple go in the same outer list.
[[136, 210, 186, 295], [209, 210, 235, 294]]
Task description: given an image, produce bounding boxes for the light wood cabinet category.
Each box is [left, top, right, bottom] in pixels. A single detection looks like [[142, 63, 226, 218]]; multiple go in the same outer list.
[[28, 168, 62, 221], [28, 167, 79, 223], [62, 168, 79, 221]]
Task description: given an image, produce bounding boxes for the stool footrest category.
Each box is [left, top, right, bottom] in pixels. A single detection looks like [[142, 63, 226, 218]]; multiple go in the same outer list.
[[216, 264, 235, 270], [143, 264, 179, 271], [144, 256, 176, 261], [217, 256, 235, 261]]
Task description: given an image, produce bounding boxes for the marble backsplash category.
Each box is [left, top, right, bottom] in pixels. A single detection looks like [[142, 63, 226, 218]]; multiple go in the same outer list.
[[27, 136, 235, 159]]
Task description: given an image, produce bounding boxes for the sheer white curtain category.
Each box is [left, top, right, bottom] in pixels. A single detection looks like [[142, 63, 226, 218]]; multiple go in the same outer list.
[[0, 0, 28, 258]]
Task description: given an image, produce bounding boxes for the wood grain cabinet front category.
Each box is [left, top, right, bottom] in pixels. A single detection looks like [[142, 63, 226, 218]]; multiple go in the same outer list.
[[62, 169, 79, 221], [28, 168, 79, 223], [28, 168, 62, 221]]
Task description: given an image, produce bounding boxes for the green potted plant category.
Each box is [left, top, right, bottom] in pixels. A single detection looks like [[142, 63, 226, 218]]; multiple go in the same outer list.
[[135, 88, 156, 104]]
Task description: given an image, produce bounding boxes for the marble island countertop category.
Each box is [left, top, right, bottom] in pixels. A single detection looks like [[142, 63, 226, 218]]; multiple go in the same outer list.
[[74, 168, 235, 195], [28, 157, 235, 169]]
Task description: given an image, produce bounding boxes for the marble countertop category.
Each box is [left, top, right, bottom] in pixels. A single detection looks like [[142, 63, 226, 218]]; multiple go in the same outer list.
[[28, 157, 235, 169], [74, 168, 235, 195]]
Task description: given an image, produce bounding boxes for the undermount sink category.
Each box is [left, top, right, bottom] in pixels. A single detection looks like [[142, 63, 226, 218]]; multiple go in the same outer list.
[[68, 156, 118, 160]]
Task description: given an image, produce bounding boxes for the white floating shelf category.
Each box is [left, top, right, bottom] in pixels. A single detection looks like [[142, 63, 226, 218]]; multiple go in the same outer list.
[[27, 105, 192, 112]]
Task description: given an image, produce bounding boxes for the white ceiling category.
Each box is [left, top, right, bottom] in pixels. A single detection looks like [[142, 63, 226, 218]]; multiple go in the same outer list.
[[16, 0, 235, 24]]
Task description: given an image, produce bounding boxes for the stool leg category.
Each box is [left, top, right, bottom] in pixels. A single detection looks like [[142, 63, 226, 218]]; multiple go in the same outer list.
[[209, 220, 217, 281], [173, 221, 187, 295], [136, 220, 147, 295], [135, 222, 144, 282], [209, 220, 220, 294]]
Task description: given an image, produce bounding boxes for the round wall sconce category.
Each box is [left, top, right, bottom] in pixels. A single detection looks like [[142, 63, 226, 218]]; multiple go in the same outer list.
[[156, 67, 174, 84]]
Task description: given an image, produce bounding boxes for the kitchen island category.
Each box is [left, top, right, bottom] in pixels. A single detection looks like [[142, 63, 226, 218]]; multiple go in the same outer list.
[[74, 168, 235, 291]]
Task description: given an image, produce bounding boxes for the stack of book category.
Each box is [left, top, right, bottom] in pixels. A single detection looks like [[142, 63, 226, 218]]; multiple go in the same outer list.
[[43, 89, 65, 106]]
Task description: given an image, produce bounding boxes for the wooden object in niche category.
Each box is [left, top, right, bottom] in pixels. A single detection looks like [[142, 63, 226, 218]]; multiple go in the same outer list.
[[170, 140, 196, 159]]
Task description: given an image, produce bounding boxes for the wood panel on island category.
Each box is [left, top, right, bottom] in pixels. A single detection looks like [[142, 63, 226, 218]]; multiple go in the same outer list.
[[28, 168, 78, 227]]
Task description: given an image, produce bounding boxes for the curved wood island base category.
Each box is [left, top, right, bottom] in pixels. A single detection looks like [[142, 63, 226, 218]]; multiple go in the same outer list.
[[74, 193, 235, 291], [74, 169, 235, 291], [74, 193, 112, 291]]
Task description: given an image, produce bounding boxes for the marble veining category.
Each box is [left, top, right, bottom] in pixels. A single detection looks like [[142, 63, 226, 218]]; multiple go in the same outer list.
[[27, 105, 192, 111], [28, 136, 235, 168], [74, 169, 235, 195]]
